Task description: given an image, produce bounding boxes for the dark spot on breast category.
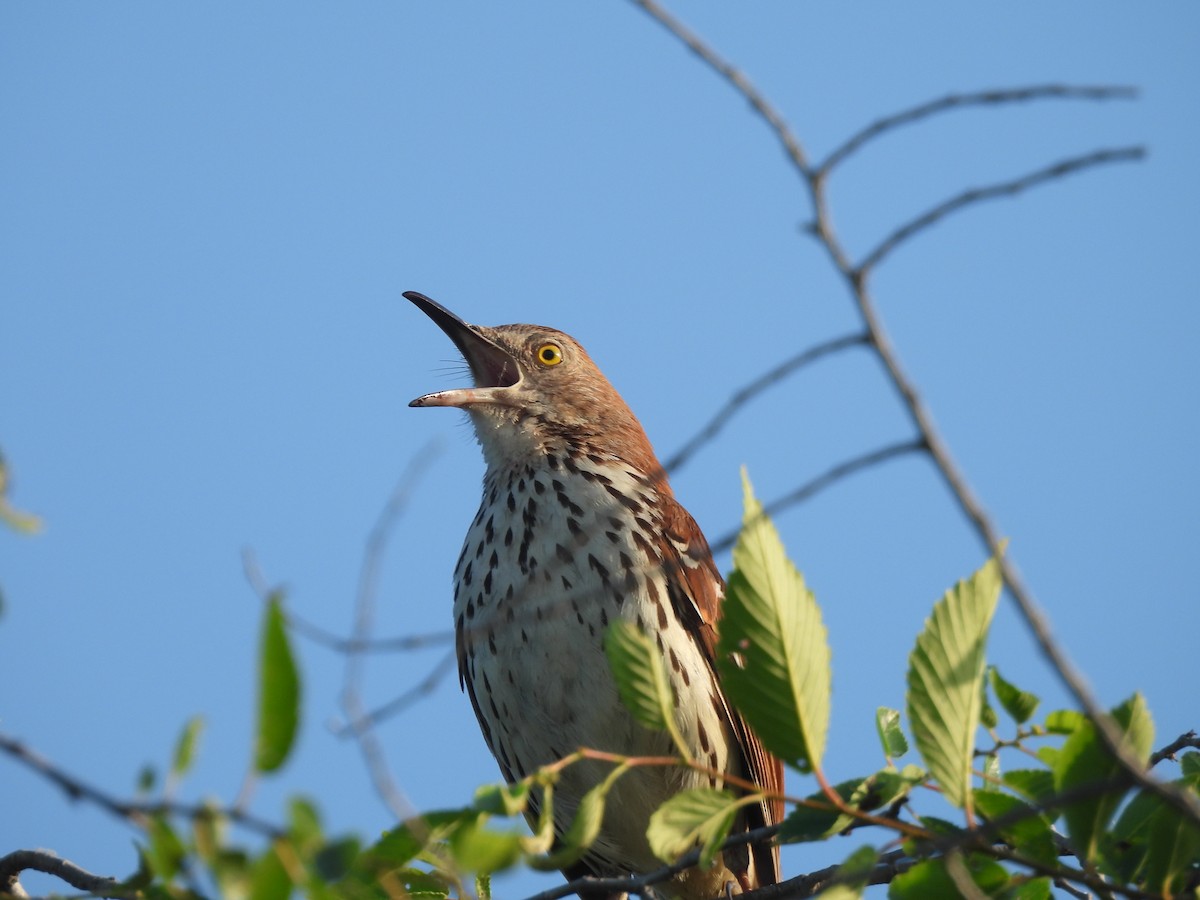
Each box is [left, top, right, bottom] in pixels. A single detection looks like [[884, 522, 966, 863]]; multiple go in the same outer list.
[[606, 531, 619, 543], [556, 543, 573, 564], [564, 455, 579, 474], [697, 720, 710, 752], [483, 571, 493, 594], [489, 549, 499, 569], [668, 647, 681, 673], [504, 527, 514, 547], [600, 607, 609, 626], [605, 484, 642, 512], [587, 554, 610, 582], [488, 629, 497, 655], [463, 562, 473, 585], [507, 492, 516, 512], [533, 480, 545, 494], [517, 477, 526, 492], [561, 575, 573, 589], [521, 629, 529, 644], [547, 454, 560, 471]]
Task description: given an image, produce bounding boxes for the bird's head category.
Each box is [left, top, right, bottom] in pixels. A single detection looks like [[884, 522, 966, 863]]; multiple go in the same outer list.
[[407, 291, 660, 475]]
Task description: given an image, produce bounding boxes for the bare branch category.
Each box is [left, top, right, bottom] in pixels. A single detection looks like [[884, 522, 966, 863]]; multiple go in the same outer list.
[[285, 613, 453, 654], [709, 438, 926, 557], [628, 0, 813, 179], [664, 332, 870, 474], [819, 85, 1138, 175], [858, 146, 1147, 273], [626, 0, 1198, 831], [331, 649, 457, 734], [0, 729, 284, 839], [1150, 730, 1200, 767], [1, 850, 126, 899], [340, 438, 444, 820]]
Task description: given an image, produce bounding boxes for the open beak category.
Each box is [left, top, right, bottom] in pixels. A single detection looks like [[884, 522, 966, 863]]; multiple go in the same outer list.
[[405, 291, 521, 408]]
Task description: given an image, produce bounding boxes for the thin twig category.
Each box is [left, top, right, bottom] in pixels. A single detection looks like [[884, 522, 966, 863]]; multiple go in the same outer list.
[[0, 730, 284, 839], [332, 649, 457, 734], [0, 850, 126, 899], [709, 438, 926, 556], [819, 85, 1138, 175], [628, 0, 813, 178], [341, 438, 444, 820], [627, 0, 1199, 831], [664, 332, 870, 474], [858, 146, 1146, 273], [286, 612, 453, 654], [1150, 730, 1200, 767]]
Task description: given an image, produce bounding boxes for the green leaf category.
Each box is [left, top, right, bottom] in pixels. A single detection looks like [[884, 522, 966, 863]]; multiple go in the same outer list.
[[989, 666, 1040, 724], [647, 788, 740, 866], [473, 781, 532, 817], [1002, 769, 1057, 811], [1181, 751, 1200, 778], [973, 789, 1056, 865], [448, 815, 523, 875], [1044, 709, 1084, 734], [718, 469, 832, 772], [1053, 692, 1154, 863], [145, 816, 186, 881], [820, 845, 877, 899], [1001, 878, 1052, 900], [313, 836, 360, 882], [781, 766, 924, 841], [889, 853, 1008, 899], [255, 591, 301, 774], [1107, 763, 1200, 892], [875, 707, 908, 759], [604, 620, 691, 760], [170, 715, 205, 780], [529, 764, 629, 871], [249, 844, 292, 900], [905, 555, 1002, 812]]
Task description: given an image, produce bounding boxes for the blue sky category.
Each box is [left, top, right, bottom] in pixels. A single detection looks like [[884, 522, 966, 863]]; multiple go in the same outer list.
[[2, 3, 1197, 896]]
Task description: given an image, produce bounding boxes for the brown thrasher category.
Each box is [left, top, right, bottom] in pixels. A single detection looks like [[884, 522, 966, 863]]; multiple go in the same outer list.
[[407, 292, 783, 899]]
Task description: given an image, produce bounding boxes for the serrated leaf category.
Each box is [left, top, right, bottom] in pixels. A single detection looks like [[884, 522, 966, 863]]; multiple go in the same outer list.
[[255, 591, 301, 774], [718, 470, 831, 772], [875, 707, 908, 759], [1108, 763, 1200, 892], [973, 789, 1056, 865], [905, 556, 1001, 812], [989, 666, 1040, 724], [647, 788, 740, 866], [1054, 692, 1154, 863], [1002, 769, 1057, 811], [170, 715, 205, 780], [604, 620, 690, 760]]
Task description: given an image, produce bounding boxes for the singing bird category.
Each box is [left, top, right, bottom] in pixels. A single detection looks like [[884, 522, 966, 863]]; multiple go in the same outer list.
[[407, 292, 782, 898]]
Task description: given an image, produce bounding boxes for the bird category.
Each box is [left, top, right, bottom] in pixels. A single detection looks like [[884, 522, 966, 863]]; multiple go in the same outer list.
[[406, 291, 783, 899]]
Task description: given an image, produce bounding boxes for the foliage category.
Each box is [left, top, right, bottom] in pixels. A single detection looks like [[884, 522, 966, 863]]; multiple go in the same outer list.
[[4, 479, 1196, 899]]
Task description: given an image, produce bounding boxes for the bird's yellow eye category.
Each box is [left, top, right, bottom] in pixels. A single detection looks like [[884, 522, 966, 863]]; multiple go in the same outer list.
[[536, 343, 564, 366]]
